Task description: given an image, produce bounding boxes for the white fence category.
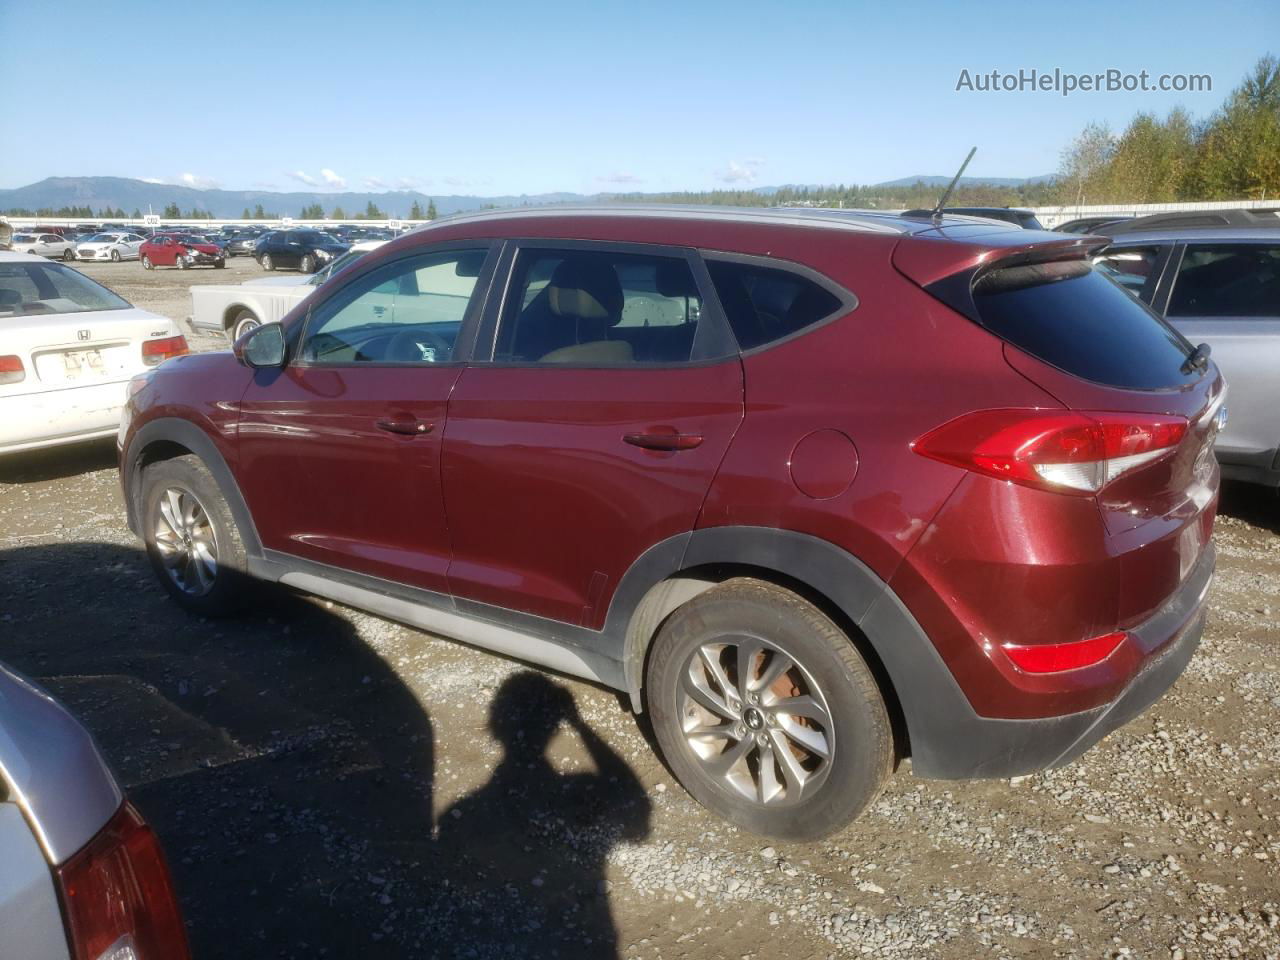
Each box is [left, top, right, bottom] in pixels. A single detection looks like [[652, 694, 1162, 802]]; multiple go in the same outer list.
[[1027, 199, 1276, 229]]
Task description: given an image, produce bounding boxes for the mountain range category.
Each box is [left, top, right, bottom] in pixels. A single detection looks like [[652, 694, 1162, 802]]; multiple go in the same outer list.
[[1, 174, 1056, 219]]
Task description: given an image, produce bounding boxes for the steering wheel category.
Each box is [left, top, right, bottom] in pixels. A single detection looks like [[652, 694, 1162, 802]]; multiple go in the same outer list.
[[384, 329, 453, 363]]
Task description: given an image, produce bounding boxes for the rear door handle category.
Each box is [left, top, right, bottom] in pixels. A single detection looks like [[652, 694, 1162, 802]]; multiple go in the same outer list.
[[376, 418, 433, 436], [623, 431, 703, 451]]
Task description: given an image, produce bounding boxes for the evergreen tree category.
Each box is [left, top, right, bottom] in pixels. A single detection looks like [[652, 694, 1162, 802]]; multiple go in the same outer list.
[[426, 199, 437, 219]]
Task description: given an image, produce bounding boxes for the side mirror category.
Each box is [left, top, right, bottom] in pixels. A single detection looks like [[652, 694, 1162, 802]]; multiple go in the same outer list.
[[234, 322, 286, 368]]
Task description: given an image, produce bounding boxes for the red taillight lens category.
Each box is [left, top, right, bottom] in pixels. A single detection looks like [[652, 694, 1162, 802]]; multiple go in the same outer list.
[[55, 803, 191, 960], [912, 409, 1188, 495], [1003, 631, 1127, 673], [0, 354, 25, 385], [141, 336, 188, 367]]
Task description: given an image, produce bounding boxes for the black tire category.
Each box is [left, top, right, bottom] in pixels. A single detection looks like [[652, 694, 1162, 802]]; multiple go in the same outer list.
[[261, 253, 274, 271], [646, 578, 893, 841], [300, 254, 315, 274], [177, 255, 188, 270], [62, 248, 75, 261], [214, 258, 226, 269], [230, 310, 260, 341], [141, 254, 153, 270], [110, 249, 121, 262], [140, 455, 253, 617]]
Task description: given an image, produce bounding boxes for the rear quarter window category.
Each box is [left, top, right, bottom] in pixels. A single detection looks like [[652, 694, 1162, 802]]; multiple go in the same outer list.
[[705, 259, 848, 351], [973, 260, 1196, 390]]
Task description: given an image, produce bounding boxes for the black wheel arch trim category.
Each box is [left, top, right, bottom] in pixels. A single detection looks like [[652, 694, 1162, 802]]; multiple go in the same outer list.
[[122, 417, 264, 557]]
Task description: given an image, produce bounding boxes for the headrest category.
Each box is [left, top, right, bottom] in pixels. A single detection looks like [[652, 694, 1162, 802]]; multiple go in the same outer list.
[[547, 258, 622, 322]]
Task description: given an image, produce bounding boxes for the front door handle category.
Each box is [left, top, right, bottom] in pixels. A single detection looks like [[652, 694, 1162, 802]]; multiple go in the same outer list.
[[623, 430, 703, 451], [376, 418, 433, 436]]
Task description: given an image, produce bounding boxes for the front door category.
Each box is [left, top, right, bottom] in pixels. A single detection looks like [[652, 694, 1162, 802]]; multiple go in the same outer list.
[[441, 241, 743, 627], [236, 244, 496, 594]]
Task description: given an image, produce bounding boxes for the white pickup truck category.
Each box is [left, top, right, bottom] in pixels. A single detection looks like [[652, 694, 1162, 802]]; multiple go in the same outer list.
[[188, 240, 384, 340]]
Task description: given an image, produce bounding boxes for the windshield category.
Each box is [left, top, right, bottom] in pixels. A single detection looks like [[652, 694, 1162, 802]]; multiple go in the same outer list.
[[178, 235, 210, 245], [0, 261, 131, 316], [87, 233, 120, 243], [295, 231, 336, 245]]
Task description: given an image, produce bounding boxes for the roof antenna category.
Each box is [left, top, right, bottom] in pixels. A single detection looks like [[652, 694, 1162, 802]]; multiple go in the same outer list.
[[931, 146, 977, 220]]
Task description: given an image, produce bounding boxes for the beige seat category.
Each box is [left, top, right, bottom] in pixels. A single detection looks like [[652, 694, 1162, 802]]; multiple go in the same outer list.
[[532, 258, 632, 363]]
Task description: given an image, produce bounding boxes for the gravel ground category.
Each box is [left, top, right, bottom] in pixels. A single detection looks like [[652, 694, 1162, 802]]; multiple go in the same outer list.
[[0, 259, 1277, 960]]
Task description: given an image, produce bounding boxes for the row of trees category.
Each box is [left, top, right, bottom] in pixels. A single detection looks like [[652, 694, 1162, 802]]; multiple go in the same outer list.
[[1, 204, 138, 218], [293, 199, 439, 220]]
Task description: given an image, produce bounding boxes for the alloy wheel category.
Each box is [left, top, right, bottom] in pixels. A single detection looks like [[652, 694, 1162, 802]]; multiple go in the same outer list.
[[679, 636, 834, 807], [152, 487, 219, 596]]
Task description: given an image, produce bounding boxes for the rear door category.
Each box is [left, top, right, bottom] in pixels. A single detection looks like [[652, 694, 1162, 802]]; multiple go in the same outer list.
[[441, 240, 743, 628], [235, 243, 496, 594], [1160, 241, 1280, 460]]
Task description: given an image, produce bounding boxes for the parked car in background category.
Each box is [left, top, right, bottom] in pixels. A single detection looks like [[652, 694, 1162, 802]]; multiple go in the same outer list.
[[1093, 214, 1280, 488], [190, 240, 385, 339], [75, 232, 144, 263], [254, 229, 350, 273], [123, 205, 1221, 841], [139, 233, 227, 270], [0, 660, 191, 960], [0, 252, 188, 454], [902, 207, 1044, 229], [221, 234, 259, 257], [10, 232, 77, 261], [1056, 215, 1134, 234]]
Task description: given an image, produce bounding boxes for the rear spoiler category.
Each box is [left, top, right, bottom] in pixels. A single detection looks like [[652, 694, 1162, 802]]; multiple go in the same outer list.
[[893, 233, 1109, 324]]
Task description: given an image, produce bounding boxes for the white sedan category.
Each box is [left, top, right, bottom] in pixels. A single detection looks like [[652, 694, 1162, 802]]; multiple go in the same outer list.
[[10, 232, 77, 261], [189, 239, 384, 340], [76, 231, 145, 263], [0, 252, 187, 454]]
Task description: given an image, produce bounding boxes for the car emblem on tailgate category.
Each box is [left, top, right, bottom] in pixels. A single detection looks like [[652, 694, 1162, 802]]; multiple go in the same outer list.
[[77, 329, 91, 341]]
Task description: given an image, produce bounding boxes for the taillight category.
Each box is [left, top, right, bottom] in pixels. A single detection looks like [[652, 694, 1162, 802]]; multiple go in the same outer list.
[[141, 336, 188, 367], [0, 354, 25, 385], [1003, 631, 1127, 673], [912, 409, 1188, 495], [54, 803, 190, 960]]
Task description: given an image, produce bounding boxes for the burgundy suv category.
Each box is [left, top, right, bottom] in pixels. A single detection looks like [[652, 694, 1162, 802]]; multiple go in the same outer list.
[[119, 206, 1222, 840]]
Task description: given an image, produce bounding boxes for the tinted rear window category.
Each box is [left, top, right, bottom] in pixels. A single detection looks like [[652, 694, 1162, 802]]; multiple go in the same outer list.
[[973, 260, 1195, 389]]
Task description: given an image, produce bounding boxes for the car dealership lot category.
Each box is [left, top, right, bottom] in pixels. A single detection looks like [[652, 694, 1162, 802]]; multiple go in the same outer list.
[[1, 265, 1278, 959]]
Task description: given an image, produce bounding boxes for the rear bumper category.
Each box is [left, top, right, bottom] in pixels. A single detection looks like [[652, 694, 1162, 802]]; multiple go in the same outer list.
[[0, 381, 129, 454], [894, 542, 1214, 779]]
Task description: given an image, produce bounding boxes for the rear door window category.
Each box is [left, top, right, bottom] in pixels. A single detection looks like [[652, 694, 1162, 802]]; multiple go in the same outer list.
[[1167, 244, 1280, 318], [972, 260, 1196, 389]]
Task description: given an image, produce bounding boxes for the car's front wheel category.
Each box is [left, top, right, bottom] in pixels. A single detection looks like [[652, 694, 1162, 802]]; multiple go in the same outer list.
[[177, 256, 189, 270], [110, 249, 121, 262], [230, 310, 260, 341], [300, 254, 315, 274], [141, 255, 154, 270], [646, 578, 894, 841], [261, 253, 274, 271], [214, 257, 226, 269], [62, 248, 75, 261], [141, 455, 252, 617]]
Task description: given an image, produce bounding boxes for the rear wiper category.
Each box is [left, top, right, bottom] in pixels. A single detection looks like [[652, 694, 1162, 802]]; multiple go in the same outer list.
[[1181, 341, 1211, 375]]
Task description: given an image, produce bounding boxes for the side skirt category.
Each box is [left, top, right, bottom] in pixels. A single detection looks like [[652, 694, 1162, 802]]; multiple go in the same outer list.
[[262, 560, 626, 691]]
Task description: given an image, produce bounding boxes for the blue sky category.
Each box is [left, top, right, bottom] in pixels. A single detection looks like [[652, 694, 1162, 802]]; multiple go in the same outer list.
[[0, 0, 1274, 195]]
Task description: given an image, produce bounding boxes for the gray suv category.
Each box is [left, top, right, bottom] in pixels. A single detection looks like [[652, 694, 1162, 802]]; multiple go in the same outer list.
[[1094, 215, 1280, 488]]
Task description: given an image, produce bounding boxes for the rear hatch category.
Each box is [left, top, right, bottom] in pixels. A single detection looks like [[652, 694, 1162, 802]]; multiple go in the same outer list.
[[895, 231, 1223, 624]]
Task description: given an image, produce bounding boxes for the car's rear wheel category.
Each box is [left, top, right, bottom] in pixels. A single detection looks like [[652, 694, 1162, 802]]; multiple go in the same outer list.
[[141, 456, 252, 617], [230, 310, 260, 341], [646, 578, 893, 841], [141, 255, 153, 270], [261, 253, 274, 271], [110, 249, 121, 262], [62, 248, 75, 261], [300, 254, 315, 274]]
